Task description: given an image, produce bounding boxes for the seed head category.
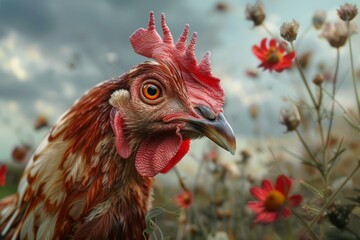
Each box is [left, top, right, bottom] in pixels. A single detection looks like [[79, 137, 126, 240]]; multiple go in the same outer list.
[[280, 19, 300, 42], [337, 3, 358, 22], [313, 73, 324, 86], [280, 105, 301, 132], [313, 10, 327, 30], [320, 21, 357, 48], [245, 0, 266, 26]]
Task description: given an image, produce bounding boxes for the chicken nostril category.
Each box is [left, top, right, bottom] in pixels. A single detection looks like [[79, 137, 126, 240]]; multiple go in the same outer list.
[[195, 105, 216, 121]]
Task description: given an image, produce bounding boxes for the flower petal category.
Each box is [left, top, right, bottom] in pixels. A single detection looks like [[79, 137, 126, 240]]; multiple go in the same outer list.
[[248, 201, 265, 213], [252, 46, 265, 60], [282, 207, 291, 219], [284, 51, 296, 60], [275, 175, 292, 196], [289, 194, 303, 207], [261, 179, 273, 193], [255, 211, 278, 224], [261, 38, 268, 50], [278, 41, 287, 52], [250, 186, 267, 201], [269, 38, 277, 47]]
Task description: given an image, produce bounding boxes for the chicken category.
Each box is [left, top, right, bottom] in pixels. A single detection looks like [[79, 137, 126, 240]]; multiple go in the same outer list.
[[0, 12, 236, 239]]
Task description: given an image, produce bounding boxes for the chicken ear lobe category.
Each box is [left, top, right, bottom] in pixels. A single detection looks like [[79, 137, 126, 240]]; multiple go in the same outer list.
[[135, 126, 189, 177], [113, 111, 132, 159]]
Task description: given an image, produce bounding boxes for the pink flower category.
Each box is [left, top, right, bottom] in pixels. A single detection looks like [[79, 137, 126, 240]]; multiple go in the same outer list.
[[248, 174, 302, 224], [252, 38, 295, 72]]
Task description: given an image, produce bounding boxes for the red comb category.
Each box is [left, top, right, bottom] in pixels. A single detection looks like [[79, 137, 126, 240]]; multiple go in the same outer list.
[[130, 12, 224, 113]]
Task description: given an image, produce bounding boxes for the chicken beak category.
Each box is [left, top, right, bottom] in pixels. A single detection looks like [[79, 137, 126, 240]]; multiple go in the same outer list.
[[164, 106, 237, 155], [189, 112, 236, 155]]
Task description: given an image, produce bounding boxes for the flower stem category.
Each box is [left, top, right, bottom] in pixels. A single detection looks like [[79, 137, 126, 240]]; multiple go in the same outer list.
[[324, 48, 340, 183], [316, 84, 325, 146], [293, 211, 318, 240], [347, 20, 360, 116], [261, 23, 289, 51], [173, 166, 188, 192], [295, 129, 319, 167], [290, 42, 317, 109], [303, 160, 360, 237], [292, 41, 326, 150]]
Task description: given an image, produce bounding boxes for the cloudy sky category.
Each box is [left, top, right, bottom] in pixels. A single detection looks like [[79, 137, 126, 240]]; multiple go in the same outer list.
[[0, 0, 359, 160]]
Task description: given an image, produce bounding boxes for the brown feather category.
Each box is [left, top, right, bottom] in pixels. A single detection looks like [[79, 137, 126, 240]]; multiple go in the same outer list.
[[0, 62, 189, 239]]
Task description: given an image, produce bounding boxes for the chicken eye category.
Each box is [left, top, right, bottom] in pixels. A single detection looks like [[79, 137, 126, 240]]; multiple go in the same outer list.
[[142, 83, 161, 100]]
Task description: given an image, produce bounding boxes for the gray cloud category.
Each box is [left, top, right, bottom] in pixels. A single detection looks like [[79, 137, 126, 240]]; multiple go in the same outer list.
[[0, 0, 226, 121], [0, 0, 56, 37]]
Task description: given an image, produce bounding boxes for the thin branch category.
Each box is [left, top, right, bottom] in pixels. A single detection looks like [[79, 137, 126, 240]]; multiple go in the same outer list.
[[321, 48, 341, 186], [347, 20, 360, 116], [295, 129, 319, 166], [290, 42, 317, 109], [293, 211, 318, 240], [302, 160, 360, 237]]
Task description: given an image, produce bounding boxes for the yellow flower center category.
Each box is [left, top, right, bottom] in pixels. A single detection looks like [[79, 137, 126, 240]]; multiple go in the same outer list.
[[264, 190, 285, 211], [265, 48, 282, 64]]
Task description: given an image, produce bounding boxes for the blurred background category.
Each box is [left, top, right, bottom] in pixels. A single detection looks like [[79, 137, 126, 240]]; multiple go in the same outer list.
[[0, 0, 360, 238], [1, 0, 359, 163]]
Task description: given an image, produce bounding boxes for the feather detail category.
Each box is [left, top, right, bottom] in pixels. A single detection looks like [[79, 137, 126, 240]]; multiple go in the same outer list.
[[0, 77, 154, 239]]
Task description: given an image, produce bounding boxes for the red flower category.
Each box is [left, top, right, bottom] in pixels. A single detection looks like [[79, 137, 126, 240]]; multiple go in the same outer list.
[[252, 38, 295, 72], [0, 164, 7, 186], [176, 191, 193, 208], [248, 174, 302, 224]]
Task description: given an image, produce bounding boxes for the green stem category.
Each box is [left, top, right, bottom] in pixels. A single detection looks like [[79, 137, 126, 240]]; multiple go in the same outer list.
[[325, 49, 340, 150], [293, 211, 318, 240], [291, 42, 317, 109], [284, 219, 293, 240], [303, 160, 360, 236], [324, 48, 340, 183], [316, 84, 325, 146], [295, 129, 319, 166], [190, 159, 208, 238], [347, 20, 360, 116], [173, 166, 188, 192]]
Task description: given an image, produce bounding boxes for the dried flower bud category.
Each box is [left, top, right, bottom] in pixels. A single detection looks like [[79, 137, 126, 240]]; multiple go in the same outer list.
[[280, 19, 300, 42], [320, 21, 357, 48], [245, 69, 258, 78], [240, 149, 251, 164], [313, 10, 327, 30], [313, 73, 324, 86], [214, 2, 230, 13], [323, 186, 334, 197], [299, 51, 312, 70], [280, 105, 301, 132], [34, 114, 49, 130], [337, 3, 358, 22], [245, 0, 266, 26]]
